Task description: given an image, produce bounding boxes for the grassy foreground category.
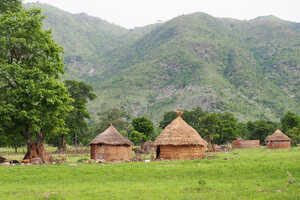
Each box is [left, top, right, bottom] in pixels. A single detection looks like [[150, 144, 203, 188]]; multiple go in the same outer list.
[[1, 148, 300, 200]]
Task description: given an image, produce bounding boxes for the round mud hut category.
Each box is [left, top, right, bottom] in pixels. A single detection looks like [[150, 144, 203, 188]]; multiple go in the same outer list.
[[154, 111, 208, 160], [265, 129, 291, 149], [89, 124, 133, 162]]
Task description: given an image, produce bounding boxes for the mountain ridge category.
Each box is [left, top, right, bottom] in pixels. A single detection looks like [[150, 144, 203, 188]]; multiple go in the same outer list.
[[25, 3, 300, 122]]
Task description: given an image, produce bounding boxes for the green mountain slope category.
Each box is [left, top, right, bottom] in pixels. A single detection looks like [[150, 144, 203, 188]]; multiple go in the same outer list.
[[26, 3, 300, 122]]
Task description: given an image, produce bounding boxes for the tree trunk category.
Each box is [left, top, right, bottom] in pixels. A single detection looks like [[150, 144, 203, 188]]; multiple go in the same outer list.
[[23, 124, 32, 160], [208, 138, 216, 152], [212, 143, 216, 152], [58, 134, 67, 153], [23, 130, 51, 163], [36, 131, 50, 163], [74, 133, 78, 147], [14, 146, 18, 153]]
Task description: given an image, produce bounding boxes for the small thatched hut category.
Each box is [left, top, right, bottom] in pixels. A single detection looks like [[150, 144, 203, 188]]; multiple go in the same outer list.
[[89, 124, 133, 162], [154, 111, 208, 160], [265, 129, 291, 149]]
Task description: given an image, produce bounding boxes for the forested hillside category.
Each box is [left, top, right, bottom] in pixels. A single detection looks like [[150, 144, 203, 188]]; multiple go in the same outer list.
[[26, 3, 300, 122]]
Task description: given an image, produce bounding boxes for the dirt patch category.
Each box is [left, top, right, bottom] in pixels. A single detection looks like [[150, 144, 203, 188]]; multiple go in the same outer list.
[[0, 156, 7, 163]]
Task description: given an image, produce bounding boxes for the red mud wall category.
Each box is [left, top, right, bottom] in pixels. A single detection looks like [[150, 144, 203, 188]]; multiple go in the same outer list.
[[159, 145, 205, 160], [266, 141, 290, 149], [232, 140, 260, 149]]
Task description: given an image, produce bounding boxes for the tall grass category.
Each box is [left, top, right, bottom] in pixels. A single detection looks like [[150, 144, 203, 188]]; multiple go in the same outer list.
[[1, 148, 300, 199]]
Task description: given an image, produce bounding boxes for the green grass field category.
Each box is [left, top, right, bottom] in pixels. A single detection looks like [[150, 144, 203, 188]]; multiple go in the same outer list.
[[1, 148, 300, 200]]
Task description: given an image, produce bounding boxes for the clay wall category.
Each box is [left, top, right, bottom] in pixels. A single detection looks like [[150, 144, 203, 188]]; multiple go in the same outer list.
[[158, 145, 205, 160], [232, 140, 260, 149]]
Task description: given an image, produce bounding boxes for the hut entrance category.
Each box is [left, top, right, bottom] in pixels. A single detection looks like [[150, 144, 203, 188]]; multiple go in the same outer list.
[[156, 146, 160, 159]]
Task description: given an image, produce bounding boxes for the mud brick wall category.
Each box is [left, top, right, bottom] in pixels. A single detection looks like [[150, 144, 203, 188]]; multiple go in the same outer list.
[[232, 140, 260, 149]]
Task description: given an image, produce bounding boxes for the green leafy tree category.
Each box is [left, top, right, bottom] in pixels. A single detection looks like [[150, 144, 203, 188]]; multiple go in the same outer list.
[[280, 111, 300, 133], [236, 122, 249, 139], [94, 107, 130, 136], [128, 130, 146, 145], [159, 111, 177, 129], [217, 112, 239, 144], [0, 0, 21, 13], [198, 112, 238, 149], [286, 127, 300, 146], [159, 107, 206, 129], [199, 113, 220, 148], [182, 107, 206, 131], [246, 120, 278, 143], [131, 117, 154, 141], [63, 80, 96, 148], [0, 1, 72, 161], [47, 80, 96, 150]]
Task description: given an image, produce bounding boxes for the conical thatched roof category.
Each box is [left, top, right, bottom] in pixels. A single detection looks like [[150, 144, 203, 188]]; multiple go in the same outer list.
[[89, 125, 133, 146], [265, 129, 291, 142], [154, 112, 208, 146]]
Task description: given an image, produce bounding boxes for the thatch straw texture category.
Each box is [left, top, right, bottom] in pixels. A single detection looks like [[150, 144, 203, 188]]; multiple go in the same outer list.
[[89, 125, 133, 146], [265, 129, 291, 142], [154, 116, 207, 146]]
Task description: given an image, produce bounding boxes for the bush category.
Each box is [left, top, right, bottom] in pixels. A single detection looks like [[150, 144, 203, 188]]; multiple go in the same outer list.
[[129, 130, 146, 145]]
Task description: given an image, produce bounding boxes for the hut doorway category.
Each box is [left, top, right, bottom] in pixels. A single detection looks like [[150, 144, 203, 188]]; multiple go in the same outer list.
[[156, 146, 160, 159]]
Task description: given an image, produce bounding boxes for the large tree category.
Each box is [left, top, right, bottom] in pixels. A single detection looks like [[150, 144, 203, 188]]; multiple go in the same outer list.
[[62, 80, 96, 148], [198, 112, 239, 151], [0, 1, 72, 162]]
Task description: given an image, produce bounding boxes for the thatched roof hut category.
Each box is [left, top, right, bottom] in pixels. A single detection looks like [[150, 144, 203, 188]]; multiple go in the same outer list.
[[265, 129, 291, 149], [90, 124, 133, 161], [154, 111, 207, 160]]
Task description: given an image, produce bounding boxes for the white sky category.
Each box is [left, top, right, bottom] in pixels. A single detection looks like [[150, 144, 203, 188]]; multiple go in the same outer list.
[[23, 0, 300, 28]]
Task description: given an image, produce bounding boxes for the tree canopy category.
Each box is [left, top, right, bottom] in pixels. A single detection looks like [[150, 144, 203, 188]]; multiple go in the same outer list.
[[0, 1, 73, 161], [131, 117, 154, 141]]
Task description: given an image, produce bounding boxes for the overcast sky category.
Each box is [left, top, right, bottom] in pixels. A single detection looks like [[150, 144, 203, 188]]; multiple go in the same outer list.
[[23, 0, 300, 28]]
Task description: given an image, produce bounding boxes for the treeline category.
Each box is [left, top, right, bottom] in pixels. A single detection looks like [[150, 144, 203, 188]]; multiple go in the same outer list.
[[42, 107, 300, 149], [2, 104, 300, 152], [89, 107, 299, 147]]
